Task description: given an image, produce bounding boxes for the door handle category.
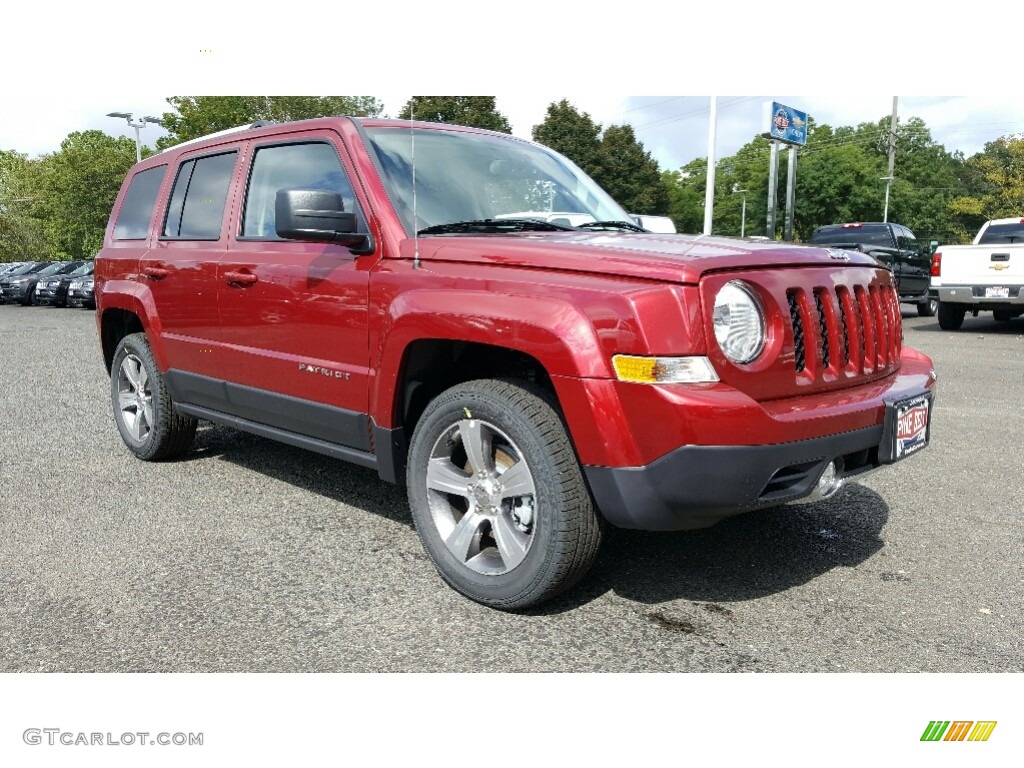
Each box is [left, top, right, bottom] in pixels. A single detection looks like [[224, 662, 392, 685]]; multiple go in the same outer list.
[[224, 270, 258, 286], [143, 266, 169, 280]]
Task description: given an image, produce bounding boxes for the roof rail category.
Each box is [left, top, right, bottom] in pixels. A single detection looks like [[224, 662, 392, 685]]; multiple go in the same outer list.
[[157, 121, 276, 153]]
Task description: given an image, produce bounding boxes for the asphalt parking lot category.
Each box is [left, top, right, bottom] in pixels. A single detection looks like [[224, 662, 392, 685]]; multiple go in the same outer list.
[[0, 305, 1021, 673]]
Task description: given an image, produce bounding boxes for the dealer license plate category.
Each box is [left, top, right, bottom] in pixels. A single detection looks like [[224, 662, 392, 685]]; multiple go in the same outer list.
[[985, 286, 1009, 298], [891, 394, 930, 460]]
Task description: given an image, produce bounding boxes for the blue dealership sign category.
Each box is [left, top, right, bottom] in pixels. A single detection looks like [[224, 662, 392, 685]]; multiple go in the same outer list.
[[766, 101, 808, 146]]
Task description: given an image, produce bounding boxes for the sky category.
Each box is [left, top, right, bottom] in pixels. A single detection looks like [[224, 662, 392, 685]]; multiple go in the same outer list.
[[5, 94, 1023, 176], [2, 3, 1019, 175]]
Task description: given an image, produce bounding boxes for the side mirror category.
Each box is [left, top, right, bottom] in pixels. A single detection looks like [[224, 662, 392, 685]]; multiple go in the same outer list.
[[275, 189, 374, 253]]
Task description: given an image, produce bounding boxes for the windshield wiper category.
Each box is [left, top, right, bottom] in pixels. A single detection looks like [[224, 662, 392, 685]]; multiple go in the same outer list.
[[416, 218, 577, 236], [575, 220, 648, 233]]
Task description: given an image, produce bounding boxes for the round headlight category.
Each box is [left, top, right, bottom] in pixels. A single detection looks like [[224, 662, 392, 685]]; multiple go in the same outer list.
[[712, 280, 766, 364]]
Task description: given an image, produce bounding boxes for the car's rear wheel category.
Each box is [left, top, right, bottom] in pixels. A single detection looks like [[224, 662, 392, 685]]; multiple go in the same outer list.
[[110, 333, 197, 461], [406, 379, 602, 611], [937, 303, 965, 330]]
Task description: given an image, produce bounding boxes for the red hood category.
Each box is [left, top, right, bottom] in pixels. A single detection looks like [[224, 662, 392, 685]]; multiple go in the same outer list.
[[399, 232, 883, 283]]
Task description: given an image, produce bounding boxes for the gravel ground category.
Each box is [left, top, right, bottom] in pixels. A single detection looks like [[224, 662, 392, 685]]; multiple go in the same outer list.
[[0, 305, 1021, 672]]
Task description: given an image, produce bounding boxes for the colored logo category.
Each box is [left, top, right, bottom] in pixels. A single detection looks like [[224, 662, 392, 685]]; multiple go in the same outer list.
[[921, 721, 997, 742], [772, 108, 791, 133]]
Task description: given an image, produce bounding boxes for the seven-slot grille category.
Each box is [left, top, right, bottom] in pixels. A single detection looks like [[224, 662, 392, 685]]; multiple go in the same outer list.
[[786, 282, 901, 377]]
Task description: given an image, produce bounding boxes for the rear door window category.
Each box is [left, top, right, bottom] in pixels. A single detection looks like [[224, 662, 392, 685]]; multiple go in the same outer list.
[[113, 165, 167, 239], [163, 151, 238, 239]]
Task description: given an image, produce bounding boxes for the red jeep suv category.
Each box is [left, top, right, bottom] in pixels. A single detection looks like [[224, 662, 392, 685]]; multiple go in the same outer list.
[[95, 117, 937, 609]]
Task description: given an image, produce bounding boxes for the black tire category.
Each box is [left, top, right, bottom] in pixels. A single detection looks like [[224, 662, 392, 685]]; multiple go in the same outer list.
[[937, 302, 965, 330], [406, 379, 602, 611], [110, 332, 197, 461], [993, 310, 1014, 323], [917, 298, 938, 317]]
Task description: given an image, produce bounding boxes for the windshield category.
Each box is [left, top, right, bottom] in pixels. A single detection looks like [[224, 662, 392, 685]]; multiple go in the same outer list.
[[68, 262, 94, 277], [364, 127, 630, 236], [55, 261, 85, 275], [37, 262, 68, 276], [978, 222, 1024, 245], [6, 262, 44, 276]]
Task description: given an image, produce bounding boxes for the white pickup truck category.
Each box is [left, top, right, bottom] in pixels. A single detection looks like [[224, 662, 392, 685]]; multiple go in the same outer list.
[[931, 217, 1024, 329]]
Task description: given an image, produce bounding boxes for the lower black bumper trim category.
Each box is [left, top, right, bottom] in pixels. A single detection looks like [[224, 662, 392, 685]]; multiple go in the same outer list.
[[584, 425, 884, 531]]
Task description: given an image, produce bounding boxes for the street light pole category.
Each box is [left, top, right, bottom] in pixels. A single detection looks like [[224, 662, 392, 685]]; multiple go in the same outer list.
[[106, 112, 165, 163], [734, 187, 748, 238]]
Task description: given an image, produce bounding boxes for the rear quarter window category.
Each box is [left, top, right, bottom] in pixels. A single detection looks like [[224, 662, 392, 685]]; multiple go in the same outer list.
[[113, 165, 167, 240], [811, 225, 894, 247], [163, 151, 238, 240]]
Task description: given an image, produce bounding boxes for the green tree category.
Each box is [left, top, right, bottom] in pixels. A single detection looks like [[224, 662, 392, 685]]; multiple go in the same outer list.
[[662, 168, 704, 234], [531, 99, 604, 180], [947, 136, 1024, 239], [0, 150, 47, 261], [35, 131, 140, 259], [597, 124, 669, 214], [398, 96, 512, 133], [157, 96, 383, 149]]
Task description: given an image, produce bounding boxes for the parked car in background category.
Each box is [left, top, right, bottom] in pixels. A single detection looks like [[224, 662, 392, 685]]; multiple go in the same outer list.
[[12, 261, 86, 305], [930, 217, 1024, 329], [0, 261, 51, 304], [34, 261, 94, 307], [0, 262, 29, 276], [631, 214, 677, 233], [67, 274, 96, 309], [809, 222, 936, 316]]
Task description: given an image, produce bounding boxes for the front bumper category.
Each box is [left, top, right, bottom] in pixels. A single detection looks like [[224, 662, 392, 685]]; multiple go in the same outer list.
[[587, 423, 890, 530], [0, 284, 30, 301], [574, 355, 936, 531], [67, 290, 94, 306]]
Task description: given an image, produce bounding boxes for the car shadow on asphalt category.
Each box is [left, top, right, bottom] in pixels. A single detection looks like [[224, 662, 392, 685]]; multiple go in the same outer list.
[[185, 423, 890, 614], [188, 422, 413, 527], [535, 482, 891, 614]]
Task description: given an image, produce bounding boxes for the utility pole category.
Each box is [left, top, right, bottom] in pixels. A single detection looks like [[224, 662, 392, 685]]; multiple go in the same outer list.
[[766, 141, 779, 239], [784, 146, 797, 241], [703, 96, 718, 236], [883, 96, 898, 222]]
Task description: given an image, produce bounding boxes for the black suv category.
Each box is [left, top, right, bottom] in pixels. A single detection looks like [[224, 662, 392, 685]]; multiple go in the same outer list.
[[35, 261, 94, 307], [809, 222, 936, 316], [0, 261, 52, 305]]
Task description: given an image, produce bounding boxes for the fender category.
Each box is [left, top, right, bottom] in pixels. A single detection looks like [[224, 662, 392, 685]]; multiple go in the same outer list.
[[97, 279, 168, 371], [371, 288, 611, 428]]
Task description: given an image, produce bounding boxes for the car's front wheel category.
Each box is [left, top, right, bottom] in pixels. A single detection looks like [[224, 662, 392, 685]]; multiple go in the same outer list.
[[917, 298, 938, 317], [110, 333, 197, 461], [406, 379, 602, 611]]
